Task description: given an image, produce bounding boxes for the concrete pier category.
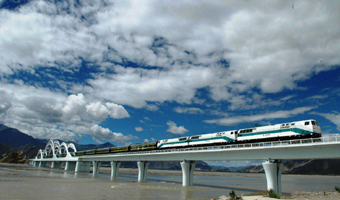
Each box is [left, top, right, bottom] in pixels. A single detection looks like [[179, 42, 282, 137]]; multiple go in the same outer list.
[[263, 159, 283, 194], [75, 161, 91, 173], [64, 161, 76, 171], [92, 161, 101, 175], [39, 161, 47, 167], [110, 161, 121, 179], [137, 161, 149, 181], [180, 160, 196, 186]]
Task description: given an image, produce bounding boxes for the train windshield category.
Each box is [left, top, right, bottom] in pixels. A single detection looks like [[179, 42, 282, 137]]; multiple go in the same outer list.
[[312, 121, 319, 126]]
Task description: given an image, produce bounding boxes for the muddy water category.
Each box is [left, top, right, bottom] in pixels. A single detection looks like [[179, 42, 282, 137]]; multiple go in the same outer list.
[[0, 163, 339, 200]]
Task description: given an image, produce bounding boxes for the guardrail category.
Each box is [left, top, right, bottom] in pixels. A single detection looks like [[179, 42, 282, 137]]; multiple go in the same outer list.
[[117, 136, 340, 156]]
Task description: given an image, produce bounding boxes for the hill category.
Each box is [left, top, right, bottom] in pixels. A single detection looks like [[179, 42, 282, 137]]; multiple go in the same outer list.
[[0, 124, 47, 147], [240, 159, 340, 175]]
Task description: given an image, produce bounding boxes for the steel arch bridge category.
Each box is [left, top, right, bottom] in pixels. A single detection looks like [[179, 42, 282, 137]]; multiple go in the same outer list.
[[36, 139, 77, 159]]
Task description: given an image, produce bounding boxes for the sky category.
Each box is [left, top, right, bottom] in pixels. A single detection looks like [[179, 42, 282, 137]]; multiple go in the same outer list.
[[0, 0, 340, 166]]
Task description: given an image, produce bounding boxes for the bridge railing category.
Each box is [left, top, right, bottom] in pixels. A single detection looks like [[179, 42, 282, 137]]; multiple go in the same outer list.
[[118, 136, 340, 156]]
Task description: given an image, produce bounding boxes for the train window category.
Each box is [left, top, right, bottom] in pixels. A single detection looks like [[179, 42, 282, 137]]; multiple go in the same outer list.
[[291, 123, 295, 126], [231, 132, 233, 135], [179, 137, 187, 141], [305, 121, 310, 126], [312, 121, 316, 125], [191, 136, 199, 139]]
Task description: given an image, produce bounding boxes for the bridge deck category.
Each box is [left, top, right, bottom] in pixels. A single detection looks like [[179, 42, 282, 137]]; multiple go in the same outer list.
[[76, 136, 340, 162]]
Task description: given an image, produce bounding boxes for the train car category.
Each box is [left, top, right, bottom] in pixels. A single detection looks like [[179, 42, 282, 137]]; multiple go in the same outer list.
[[188, 130, 238, 147], [110, 146, 129, 153], [75, 151, 85, 156], [237, 119, 321, 142], [157, 137, 190, 149], [95, 148, 110, 154], [157, 130, 238, 149], [130, 142, 158, 151], [84, 149, 96, 155]]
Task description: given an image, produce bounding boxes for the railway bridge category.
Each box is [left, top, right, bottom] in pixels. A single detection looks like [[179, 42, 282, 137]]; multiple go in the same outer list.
[[30, 136, 340, 194]]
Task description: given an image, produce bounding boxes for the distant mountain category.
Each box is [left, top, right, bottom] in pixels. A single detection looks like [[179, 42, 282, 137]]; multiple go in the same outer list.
[[75, 142, 115, 151], [0, 124, 47, 147], [118, 160, 214, 171], [0, 124, 115, 159], [239, 159, 340, 175]]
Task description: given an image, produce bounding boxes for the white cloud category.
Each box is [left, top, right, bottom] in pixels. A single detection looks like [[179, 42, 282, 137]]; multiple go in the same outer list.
[[0, 82, 131, 143], [88, 65, 216, 108], [316, 112, 340, 131], [135, 127, 143, 132], [86, 102, 130, 119], [166, 121, 188, 135], [90, 124, 138, 144], [143, 139, 149, 143], [174, 107, 204, 114], [0, 1, 339, 111], [204, 106, 317, 126]]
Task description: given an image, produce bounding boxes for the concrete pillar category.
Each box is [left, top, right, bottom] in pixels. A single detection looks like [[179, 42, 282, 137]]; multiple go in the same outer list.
[[39, 161, 47, 167], [263, 159, 283, 194], [111, 161, 121, 179], [92, 161, 101, 175], [137, 161, 149, 181], [54, 162, 62, 169], [51, 161, 55, 168], [75, 161, 91, 173], [65, 161, 76, 171], [180, 160, 196, 186]]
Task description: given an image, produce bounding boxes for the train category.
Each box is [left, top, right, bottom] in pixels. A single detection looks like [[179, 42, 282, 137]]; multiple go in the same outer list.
[[75, 119, 321, 156]]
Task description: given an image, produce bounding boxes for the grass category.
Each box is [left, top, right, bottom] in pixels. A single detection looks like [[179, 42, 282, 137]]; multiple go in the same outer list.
[[335, 186, 340, 193], [229, 190, 242, 200], [268, 189, 281, 199]]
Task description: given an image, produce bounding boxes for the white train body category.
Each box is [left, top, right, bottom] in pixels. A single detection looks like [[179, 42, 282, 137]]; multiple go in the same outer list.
[[157, 130, 237, 149], [157, 119, 321, 149], [237, 119, 321, 142]]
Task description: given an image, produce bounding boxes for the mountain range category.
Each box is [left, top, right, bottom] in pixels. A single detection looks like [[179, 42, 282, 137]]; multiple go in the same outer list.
[[1, 124, 339, 174]]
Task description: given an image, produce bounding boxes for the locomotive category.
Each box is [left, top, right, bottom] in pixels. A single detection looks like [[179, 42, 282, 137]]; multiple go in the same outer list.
[[75, 119, 321, 156]]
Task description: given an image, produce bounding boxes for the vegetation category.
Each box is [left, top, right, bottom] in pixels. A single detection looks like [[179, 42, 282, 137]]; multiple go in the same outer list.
[[229, 190, 242, 200], [267, 189, 281, 199], [335, 186, 340, 193]]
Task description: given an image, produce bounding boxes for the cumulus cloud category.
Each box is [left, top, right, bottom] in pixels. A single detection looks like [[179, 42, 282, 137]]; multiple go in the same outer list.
[[166, 121, 188, 135], [0, 83, 131, 143], [86, 102, 130, 119], [1, 1, 338, 111], [90, 124, 138, 144], [204, 106, 317, 126]]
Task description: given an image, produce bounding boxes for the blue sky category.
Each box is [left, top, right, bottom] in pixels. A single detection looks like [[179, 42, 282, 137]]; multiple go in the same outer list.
[[0, 0, 340, 157]]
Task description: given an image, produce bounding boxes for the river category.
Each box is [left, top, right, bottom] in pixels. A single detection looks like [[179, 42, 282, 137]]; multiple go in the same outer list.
[[0, 163, 339, 200]]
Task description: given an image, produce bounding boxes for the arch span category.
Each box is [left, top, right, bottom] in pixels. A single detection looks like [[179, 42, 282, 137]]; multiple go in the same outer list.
[[37, 140, 77, 159]]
